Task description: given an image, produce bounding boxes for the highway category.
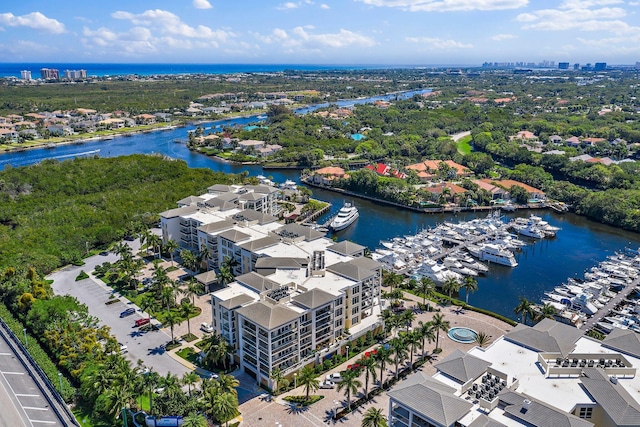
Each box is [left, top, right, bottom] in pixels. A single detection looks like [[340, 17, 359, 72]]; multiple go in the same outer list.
[[0, 320, 78, 427]]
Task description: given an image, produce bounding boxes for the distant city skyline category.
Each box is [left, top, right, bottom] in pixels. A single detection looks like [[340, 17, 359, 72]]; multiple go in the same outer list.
[[1, 1, 640, 65]]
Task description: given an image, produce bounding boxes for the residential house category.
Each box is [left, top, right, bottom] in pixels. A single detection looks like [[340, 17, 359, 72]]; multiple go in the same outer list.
[[256, 144, 283, 157], [237, 140, 265, 151], [154, 113, 172, 122], [0, 128, 19, 142], [47, 125, 74, 136], [310, 166, 348, 185], [549, 135, 563, 144], [406, 160, 471, 182], [566, 136, 582, 147], [475, 179, 545, 201], [135, 114, 156, 125]]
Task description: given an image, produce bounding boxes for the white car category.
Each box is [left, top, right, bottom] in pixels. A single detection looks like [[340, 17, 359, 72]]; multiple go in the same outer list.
[[200, 322, 214, 333], [326, 373, 342, 382], [319, 380, 335, 389]]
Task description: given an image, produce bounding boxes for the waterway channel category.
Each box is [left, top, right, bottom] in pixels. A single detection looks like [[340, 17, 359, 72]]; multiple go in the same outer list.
[[2, 93, 639, 321]]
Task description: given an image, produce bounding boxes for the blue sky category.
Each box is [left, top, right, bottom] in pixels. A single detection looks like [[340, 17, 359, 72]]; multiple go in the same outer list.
[[1, 0, 639, 65]]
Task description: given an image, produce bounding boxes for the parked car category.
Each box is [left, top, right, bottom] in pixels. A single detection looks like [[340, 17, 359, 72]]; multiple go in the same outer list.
[[99, 251, 109, 256], [135, 318, 150, 327], [201, 322, 214, 333], [120, 308, 136, 318], [319, 380, 335, 389], [326, 373, 342, 382]]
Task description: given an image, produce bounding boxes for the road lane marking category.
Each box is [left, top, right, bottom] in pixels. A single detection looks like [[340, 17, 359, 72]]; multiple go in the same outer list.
[[23, 407, 49, 411], [30, 420, 57, 424]]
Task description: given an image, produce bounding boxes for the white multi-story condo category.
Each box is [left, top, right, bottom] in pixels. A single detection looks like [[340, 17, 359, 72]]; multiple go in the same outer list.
[[388, 318, 640, 427], [160, 184, 383, 388]]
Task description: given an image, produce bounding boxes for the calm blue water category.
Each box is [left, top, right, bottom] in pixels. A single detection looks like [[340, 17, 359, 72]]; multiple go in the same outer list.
[[1, 92, 639, 321], [0, 63, 393, 78]]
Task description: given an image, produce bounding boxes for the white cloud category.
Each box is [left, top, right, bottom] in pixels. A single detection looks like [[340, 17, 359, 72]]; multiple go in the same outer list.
[[253, 27, 375, 52], [0, 11, 65, 34], [356, 0, 528, 12], [491, 33, 516, 40], [278, 2, 299, 9], [515, 6, 636, 34], [405, 36, 472, 48], [193, 0, 213, 9], [320, 3, 331, 9], [560, 0, 623, 7], [82, 26, 157, 54], [112, 9, 232, 41]]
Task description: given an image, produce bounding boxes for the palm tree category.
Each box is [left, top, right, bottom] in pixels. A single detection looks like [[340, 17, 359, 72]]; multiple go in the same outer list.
[[208, 392, 237, 427], [406, 330, 422, 369], [337, 368, 362, 412], [164, 310, 179, 344], [182, 412, 208, 427], [400, 309, 416, 334], [140, 368, 159, 414], [148, 233, 162, 259], [180, 249, 199, 274], [219, 256, 239, 286], [383, 271, 403, 291], [389, 337, 407, 380], [537, 303, 557, 321], [378, 309, 396, 336], [514, 296, 534, 325], [373, 345, 393, 388], [113, 241, 133, 260], [216, 373, 240, 397], [163, 239, 179, 266], [182, 371, 200, 397], [442, 277, 460, 299], [297, 366, 319, 401], [417, 321, 435, 359], [159, 372, 182, 400], [362, 407, 388, 427], [201, 332, 234, 371], [474, 331, 492, 348], [431, 313, 450, 351], [179, 301, 197, 337], [461, 276, 478, 305], [270, 367, 285, 393], [360, 355, 377, 399], [416, 277, 435, 305], [185, 278, 203, 304]]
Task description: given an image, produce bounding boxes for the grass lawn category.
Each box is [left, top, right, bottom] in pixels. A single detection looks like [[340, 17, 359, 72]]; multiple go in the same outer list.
[[182, 332, 198, 342], [176, 347, 200, 365], [456, 134, 473, 155]]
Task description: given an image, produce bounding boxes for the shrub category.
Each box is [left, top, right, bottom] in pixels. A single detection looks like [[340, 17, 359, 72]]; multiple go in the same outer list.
[[75, 270, 89, 281]]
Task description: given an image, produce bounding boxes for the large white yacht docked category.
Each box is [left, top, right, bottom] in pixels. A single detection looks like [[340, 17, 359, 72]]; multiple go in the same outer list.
[[467, 243, 518, 267], [329, 202, 359, 231]]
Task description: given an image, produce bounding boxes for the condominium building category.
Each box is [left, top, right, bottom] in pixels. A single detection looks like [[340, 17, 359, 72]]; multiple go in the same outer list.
[[40, 68, 59, 80], [159, 183, 383, 388], [388, 319, 640, 427], [20, 70, 32, 81]]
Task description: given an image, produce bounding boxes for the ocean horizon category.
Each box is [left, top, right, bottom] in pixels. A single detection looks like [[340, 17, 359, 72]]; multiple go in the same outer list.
[[0, 62, 476, 78]]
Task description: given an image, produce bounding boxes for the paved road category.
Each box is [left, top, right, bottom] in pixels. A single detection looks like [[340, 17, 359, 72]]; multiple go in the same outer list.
[[0, 327, 72, 427], [47, 240, 190, 377]]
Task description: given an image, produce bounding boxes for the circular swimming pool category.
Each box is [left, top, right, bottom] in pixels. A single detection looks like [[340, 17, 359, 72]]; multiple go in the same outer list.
[[448, 327, 478, 343]]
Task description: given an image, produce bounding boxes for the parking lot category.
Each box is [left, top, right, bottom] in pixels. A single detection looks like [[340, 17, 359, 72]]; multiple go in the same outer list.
[[48, 247, 190, 377]]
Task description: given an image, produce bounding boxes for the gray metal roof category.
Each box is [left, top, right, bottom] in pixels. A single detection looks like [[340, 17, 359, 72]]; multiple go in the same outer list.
[[434, 349, 491, 384], [395, 371, 456, 395], [327, 240, 366, 257], [504, 319, 583, 357], [602, 327, 640, 359], [274, 223, 326, 241], [387, 383, 473, 427], [467, 414, 507, 427], [215, 192, 240, 202], [206, 197, 237, 211], [208, 184, 234, 193], [239, 236, 280, 252], [219, 293, 255, 310], [499, 390, 593, 427], [239, 192, 265, 201], [291, 289, 335, 309], [198, 219, 235, 234], [348, 256, 380, 271], [581, 368, 640, 426], [232, 209, 279, 225], [327, 261, 376, 282], [236, 272, 280, 293], [243, 184, 279, 194], [218, 229, 251, 243], [194, 270, 217, 285], [160, 205, 198, 218], [236, 300, 300, 329], [254, 257, 308, 270], [177, 195, 204, 206]]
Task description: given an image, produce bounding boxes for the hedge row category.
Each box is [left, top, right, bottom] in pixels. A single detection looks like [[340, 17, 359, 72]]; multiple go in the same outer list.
[[0, 302, 74, 401]]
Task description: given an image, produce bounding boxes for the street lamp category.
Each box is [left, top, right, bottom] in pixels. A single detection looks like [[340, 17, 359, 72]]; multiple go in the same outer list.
[[346, 345, 350, 359], [293, 372, 297, 389], [58, 372, 62, 393], [333, 399, 340, 420], [23, 328, 28, 347]]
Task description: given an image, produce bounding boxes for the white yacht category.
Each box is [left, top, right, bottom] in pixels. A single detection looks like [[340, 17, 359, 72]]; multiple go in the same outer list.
[[468, 243, 518, 267], [442, 256, 479, 276], [414, 260, 462, 283], [329, 202, 359, 231]]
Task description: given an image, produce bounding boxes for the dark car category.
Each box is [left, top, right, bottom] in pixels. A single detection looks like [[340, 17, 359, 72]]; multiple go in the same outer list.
[[99, 251, 109, 256], [120, 308, 136, 318]]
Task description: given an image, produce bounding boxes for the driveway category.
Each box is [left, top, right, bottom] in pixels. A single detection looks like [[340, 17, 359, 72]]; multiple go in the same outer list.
[[47, 240, 190, 377]]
